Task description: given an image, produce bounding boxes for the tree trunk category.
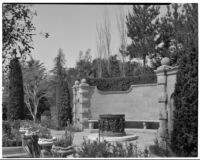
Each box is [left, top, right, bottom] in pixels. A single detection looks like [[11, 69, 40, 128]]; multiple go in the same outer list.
[[33, 115, 36, 123], [143, 55, 146, 67]]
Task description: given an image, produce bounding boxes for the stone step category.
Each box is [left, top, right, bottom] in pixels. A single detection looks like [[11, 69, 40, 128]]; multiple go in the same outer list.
[[3, 146, 31, 158]]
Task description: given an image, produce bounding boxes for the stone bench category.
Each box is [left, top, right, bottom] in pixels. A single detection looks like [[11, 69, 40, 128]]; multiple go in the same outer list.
[[88, 119, 159, 130]]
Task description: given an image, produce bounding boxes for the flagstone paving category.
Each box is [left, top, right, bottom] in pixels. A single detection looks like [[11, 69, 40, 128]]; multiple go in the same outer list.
[[50, 128, 157, 150]]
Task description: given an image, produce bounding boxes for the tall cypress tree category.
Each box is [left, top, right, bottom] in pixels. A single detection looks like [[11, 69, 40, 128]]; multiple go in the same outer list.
[[58, 75, 72, 127], [52, 49, 71, 128], [171, 4, 198, 157], [8, 58, 25, 120]]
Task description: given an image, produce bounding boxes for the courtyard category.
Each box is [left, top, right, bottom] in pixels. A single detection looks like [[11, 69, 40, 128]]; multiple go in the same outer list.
[[2, 3, 198, 158]]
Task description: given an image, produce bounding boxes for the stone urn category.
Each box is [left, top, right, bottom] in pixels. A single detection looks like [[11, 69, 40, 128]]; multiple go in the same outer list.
[[51, 145, 75, 157], [161, 57, 171, 66], [99, 114, 126, 137], [38, 137, 56, 157], [22, 133, 40, 158]]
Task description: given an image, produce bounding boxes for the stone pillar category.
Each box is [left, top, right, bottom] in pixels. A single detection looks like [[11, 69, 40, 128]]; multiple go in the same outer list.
[[154, 57, 171, 149], [166, 66, 178, 142], [72, 80, 79, 128], [78, 79, 90, 131]]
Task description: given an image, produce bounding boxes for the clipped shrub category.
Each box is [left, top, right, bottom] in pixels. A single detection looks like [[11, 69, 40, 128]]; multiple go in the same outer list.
[[87, 74, 156, 91], [8, 58, 25, 120]]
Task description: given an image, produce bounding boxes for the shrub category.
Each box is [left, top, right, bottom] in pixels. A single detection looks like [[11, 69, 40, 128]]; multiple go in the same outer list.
[[57, 79, 72, 128], [41, 115, 51, 128], [87, 74, 156, 91], [149, 138, 170, 157], [42, 110, 51, 117], [76, 139, 149, 158], [8, 58, 25, 120], [3, 121, 22, 147], [29, 123, 52, 139], [20, 120, 34, 129], [171, 5, 198, 157], [54, 127, 74, 147], [171, 49, 198, 157], [3, 121, 12, 136]]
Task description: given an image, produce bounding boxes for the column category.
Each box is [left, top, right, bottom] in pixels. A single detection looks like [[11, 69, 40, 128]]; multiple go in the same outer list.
[[154, 57, 171, 149], [78, 79, 90, 131], [72, 80, 79, 127]]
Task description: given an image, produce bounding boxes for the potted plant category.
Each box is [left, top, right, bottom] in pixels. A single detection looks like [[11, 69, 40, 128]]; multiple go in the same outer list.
[[51, 127, 75, 157]]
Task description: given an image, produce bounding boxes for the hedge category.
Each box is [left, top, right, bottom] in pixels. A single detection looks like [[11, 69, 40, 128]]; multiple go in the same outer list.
[[171, 49, 198, 157], [86, 74, 157, 91]]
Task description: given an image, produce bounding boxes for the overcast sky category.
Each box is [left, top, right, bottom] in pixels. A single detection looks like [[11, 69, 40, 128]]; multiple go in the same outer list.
[[32, 4, 167, 71]]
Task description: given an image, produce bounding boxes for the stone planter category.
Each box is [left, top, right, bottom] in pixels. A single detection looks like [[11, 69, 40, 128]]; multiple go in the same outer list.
[[38, 138, 55, 158], [51, 145, 75, 157], [22, 134, 40, 158], [99, 114, 126, 137]]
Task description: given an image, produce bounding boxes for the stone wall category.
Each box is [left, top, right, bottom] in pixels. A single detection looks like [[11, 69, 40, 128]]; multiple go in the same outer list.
[[89, 84, 159, 121], [72, 59, 178, 149]]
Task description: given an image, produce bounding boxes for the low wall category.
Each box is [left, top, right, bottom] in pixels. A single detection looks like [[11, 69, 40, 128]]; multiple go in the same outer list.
[[72, 63, 178, 150], [89, 84, 159, 121]]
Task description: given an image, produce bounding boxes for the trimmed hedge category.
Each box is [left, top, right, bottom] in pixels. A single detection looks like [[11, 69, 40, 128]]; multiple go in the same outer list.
[[87, 74, 157, 91]]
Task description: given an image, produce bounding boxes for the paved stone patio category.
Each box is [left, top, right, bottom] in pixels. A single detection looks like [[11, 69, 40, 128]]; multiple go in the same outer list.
[[51, 128, 157, 151]]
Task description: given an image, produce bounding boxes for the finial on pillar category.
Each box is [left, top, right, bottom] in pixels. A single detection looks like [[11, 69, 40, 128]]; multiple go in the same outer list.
[[75, 80, 79, 85], [161, 57, 170, 66], [81, 79, 87, 84]]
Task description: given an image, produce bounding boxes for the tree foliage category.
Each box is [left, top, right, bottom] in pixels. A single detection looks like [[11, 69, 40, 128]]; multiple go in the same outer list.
[[171, 4, 198, 157], [23, 58, 48, 123], [8, 58, 25, 120], [156, 4, 186, 65], [126, 5, 160, 66], [3, 4, 36, 72], [52, 49, 71, 128], [76, 49, 94, 79]]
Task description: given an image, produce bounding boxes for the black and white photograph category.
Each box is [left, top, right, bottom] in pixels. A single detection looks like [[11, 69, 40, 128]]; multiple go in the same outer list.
[[2, 2, 198, 158]]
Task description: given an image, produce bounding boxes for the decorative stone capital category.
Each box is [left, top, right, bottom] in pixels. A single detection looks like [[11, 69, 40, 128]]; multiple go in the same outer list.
[[79, 79, 89, 87], [155, 65, 173, 75], [166, 66, 179, 76], [75, 80, 79, 85], [72, 80, 79, 92]]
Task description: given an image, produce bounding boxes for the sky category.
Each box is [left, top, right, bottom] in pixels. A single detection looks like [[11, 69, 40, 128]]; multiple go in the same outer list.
[[32, 4, 167, 71]]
